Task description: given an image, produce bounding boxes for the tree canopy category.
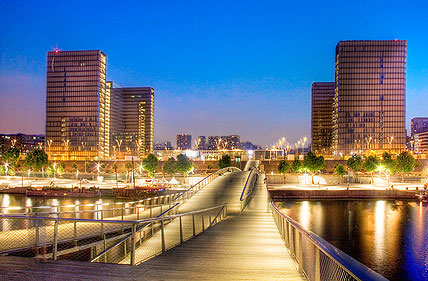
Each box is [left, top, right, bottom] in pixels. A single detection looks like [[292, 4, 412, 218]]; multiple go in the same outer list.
[[278, 160, 290, 174], [381, 152, 396, 173], [177, 154, 193, 175], [347, 155, 363, 173], [395, 151, 415, 174], [291, 159, 302, 173], [363, 155, 379, 173], [162, 157, 177, 176], [24, 148, 48, 171], [2, 146, 20, 167], [303, 151, 325, 174], [141, 153, 159, 177], [335, 164, 347, 177], [218, 154, 232, 169]]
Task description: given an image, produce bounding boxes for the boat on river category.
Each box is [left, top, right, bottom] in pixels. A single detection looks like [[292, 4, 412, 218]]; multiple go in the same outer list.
[[26, 187, 101, 198]]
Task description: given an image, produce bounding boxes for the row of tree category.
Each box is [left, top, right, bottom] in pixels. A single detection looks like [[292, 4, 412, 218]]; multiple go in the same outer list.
[[278, 151, 416, 182], [335, 151, 416, 182], [278, 152, 325, 174]]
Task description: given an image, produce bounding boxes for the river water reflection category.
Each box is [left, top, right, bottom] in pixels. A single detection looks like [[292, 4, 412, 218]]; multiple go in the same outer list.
[[275, 200, 428, 281]]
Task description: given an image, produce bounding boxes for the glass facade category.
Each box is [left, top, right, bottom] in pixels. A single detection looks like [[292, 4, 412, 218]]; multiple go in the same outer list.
[[311, 82, 335, 154], [45, 50, 107, 160], [46, 50, 154, 161], [333, 40, 406, 155]]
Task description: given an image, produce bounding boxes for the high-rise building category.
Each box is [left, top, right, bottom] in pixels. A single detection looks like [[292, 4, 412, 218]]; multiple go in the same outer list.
[[411, 117, 428, 136], [46, 50, 108, 160], [176, 134, 192, 150], [333, 40, 406, 154], [46, 50, 154, 160], [195, 136, 206, 150], [311, 82, 335, 153], [110, 86, 154, 156]]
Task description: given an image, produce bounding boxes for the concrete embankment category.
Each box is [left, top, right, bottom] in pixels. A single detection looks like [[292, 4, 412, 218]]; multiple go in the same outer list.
[[269, 189, 419, 200]]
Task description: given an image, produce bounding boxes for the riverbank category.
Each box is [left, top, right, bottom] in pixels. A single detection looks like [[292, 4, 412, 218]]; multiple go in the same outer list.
[[269, 188, 419, 200]]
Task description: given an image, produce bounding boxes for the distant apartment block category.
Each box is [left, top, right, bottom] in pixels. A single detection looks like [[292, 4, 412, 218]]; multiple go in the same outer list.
[[412, 131, 428, 154], [411, 117, 428, 136], [0, 134, 45, 155], [176, 134, 192, 150], [311, 82, 335, 153], [195, 136, 206, 150], [333, 40, 407, 154]]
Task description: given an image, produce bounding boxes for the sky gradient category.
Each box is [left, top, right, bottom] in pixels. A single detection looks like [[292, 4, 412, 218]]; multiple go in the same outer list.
[[1, 0, 427, 147]]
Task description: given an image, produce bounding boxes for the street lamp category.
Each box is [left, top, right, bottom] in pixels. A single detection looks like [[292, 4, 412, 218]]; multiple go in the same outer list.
[[4, 162, 9, 176]]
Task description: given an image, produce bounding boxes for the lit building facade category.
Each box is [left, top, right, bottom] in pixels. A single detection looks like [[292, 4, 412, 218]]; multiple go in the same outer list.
[[111, 86, 155, 156], [411, 117, 428, 136], [195, 136, 206, 150], [46, 50, 154, 161], [0, 134, 45, 155], [311, 82, 335, 154], [176, 134, 192, 150], [412, 131, 428, 154], [46, 50, 107, 160], [333, 40, 407, 155]]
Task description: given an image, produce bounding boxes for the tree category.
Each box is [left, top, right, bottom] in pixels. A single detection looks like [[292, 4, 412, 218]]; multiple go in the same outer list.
[[125, 162, 133, 171], [347, 155, 363, 182], [141, 153, 158, 177], [207, 163, 214, 173], [303, 151, 326, 183], [85, 162, 91, 173], [278, 160, 290, 174], [2, 146, 20, 168], [395, 151, 415, 182], [113, 163, 119, 184], [56, 162, 66, 176], [24, 148, 48, 171], [218, 154, 232, 169], [162, 157, 177, 176], [363, 155, 379, 182], [335, 164, 347, 182], [291, 159, 302, 173], [177, 154, 193, 176], [381, 152, 396, 173]]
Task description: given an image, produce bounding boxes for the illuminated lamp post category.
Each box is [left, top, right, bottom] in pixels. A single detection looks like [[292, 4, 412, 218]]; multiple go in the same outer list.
[[4, 162, 9, 176]]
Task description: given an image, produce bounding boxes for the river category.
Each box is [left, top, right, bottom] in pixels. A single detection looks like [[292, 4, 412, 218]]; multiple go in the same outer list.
[[275, 199, 428, 281]]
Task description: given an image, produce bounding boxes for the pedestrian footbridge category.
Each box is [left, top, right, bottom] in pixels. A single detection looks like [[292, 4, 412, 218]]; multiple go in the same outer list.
[[0, 160, 386, 280]]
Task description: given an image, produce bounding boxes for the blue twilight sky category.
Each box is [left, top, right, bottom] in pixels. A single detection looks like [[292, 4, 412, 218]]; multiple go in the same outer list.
[[0, 0, 428, 147]]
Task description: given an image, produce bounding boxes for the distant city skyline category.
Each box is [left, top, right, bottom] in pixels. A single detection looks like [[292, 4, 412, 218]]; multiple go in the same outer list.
[[1, 1, 428, 147]]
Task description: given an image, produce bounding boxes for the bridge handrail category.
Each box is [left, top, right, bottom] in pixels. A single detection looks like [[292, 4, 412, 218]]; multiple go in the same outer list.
[[0, 204, 227, 225], [239, 167, 258, 211], [0, 192, 181, 213], [173, 167, 241, 202], [268, 193, 387, 281], [92, 203, 228, 265]]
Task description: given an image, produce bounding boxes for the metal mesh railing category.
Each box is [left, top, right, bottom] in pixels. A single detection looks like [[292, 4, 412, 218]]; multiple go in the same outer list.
[[92, 204, 228, 265], [0, 202, 180, 262], [269, 196, 388, 281]]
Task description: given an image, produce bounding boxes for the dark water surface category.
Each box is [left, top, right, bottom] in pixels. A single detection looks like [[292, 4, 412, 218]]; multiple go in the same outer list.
[[275, 200, 428, 281]]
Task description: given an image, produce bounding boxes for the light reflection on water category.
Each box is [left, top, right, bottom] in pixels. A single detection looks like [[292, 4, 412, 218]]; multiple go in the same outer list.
[[0, 194, 132, 230], [275, 199, 428, 281]]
